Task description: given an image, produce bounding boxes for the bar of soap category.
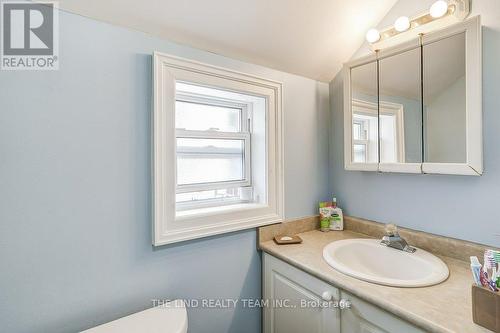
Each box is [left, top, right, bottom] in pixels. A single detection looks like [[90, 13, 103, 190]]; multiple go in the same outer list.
[[280, 236, 293, 241]]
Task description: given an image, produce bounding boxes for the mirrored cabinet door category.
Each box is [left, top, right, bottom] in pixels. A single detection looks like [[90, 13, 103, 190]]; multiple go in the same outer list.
[[378, 45, 422, 171], [423, 32, 466, 164], [348, 60, 379, 169], [421, 17, 482, 175]]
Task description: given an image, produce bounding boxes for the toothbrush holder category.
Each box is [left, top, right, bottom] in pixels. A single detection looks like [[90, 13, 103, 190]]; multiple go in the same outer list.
[[471, 285, 500, 332]]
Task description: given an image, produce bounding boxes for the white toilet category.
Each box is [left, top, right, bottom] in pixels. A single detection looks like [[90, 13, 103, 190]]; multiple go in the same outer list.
[[82, 300, 188, 333]]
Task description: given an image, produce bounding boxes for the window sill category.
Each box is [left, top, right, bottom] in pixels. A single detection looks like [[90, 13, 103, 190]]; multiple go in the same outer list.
[[154, 203, 283, 246], [175, 202, 266, 220]]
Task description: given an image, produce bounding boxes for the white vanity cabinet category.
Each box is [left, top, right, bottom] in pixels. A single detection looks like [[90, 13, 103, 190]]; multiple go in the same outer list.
[[263, 253, 340, 333], [263, 253, 426, 333]]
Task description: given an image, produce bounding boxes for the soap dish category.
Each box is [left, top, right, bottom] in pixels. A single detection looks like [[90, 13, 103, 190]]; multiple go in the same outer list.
[[274, 235, 303, 245]]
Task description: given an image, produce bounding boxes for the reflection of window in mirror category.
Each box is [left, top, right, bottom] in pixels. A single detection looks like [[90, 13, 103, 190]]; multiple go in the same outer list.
[[352, 119, 368, 161], [379, 47, 422, 164], [352, 100, 404, 163], [423, 32, 466, 163], [352, 113, 374, 163]]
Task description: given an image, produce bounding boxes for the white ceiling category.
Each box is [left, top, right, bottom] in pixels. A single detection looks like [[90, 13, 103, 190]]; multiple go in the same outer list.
[[56, 0, 399, 82]]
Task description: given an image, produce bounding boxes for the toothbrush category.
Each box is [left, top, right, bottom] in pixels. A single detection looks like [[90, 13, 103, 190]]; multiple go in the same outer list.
[[494, 251, 500, 288], [492, 266, 498, 282], [470, 256, 482, 286], [483, 250, 499, 291], [481, 252, 492, 288], [480, 269, 489, 288]]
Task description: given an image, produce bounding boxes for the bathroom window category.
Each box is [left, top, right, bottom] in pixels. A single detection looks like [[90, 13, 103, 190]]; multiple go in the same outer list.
[[153, 52, 284, 245], [175, 83, 253, 211]]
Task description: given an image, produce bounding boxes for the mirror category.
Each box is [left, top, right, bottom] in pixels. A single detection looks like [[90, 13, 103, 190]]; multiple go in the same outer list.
[[350, 61, 378, 164], [344, 16, 481, 175], [423, 32, 466, 164], [379, 46, 422, 164]]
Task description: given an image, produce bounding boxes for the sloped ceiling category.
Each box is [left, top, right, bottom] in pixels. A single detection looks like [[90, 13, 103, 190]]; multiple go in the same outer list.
[[55, 0, 398, 82]]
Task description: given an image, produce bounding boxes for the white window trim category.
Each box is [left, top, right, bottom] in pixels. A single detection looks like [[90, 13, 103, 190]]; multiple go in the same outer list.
[[153, 52, 284, 246]]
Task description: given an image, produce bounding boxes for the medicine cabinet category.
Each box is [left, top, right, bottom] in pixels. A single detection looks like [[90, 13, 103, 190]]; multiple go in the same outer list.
[[344, 16, 482, 175]]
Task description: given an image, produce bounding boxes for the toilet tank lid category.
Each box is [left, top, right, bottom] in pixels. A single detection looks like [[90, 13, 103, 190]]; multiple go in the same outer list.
[[82, 300, 188, 333]]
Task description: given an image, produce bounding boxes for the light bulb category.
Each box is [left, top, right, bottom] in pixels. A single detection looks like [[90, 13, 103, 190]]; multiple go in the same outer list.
[[365, 29, 381, 43], [394, 16, 410, 32], [430, 0, 448, 18]]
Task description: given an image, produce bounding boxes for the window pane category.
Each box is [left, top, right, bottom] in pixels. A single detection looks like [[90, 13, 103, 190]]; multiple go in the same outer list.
[[175, 100, 241, 132], [176, 138, 244, 185], [353, 144, 367, 163]]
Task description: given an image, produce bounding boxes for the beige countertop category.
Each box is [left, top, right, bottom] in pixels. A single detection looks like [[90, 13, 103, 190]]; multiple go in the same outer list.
[[260, 228, 491, 333]]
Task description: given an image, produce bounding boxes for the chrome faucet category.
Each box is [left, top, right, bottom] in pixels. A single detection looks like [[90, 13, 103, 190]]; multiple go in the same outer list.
[[380, 224, 416, 253]]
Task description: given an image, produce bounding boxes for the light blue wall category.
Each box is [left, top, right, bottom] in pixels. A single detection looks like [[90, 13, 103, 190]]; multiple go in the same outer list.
[[0, 9, 330, 333], [330, 0, 500, 247]]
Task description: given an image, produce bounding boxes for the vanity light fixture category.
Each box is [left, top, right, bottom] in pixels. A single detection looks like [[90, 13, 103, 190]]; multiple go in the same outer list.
[[365, 29, 381, 43], [365, 0, 470, 49], [430, 0, 449, 18], [394, 16, 410, 32]]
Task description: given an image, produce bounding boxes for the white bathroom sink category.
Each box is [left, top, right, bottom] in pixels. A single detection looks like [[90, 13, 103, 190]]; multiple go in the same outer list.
[[322, 239, 449, 287]]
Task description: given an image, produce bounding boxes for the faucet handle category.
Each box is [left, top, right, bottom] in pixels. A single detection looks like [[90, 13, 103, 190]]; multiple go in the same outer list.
[[384, 223, 398, 236]]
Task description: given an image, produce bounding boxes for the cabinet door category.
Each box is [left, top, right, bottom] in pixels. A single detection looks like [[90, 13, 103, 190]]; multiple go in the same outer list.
[[263, 253, 340, 333], [340, 291, 426, 333]]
